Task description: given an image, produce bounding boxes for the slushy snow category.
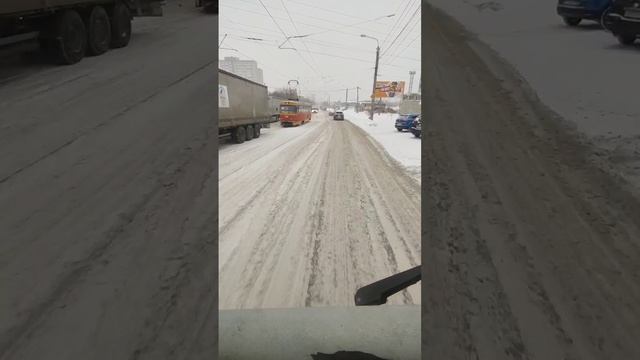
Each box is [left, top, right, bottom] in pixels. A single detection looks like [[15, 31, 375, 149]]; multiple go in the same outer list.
[[428, 0, 640, 138], [427, 0, 640, 188], [344, 109, 421, 182]]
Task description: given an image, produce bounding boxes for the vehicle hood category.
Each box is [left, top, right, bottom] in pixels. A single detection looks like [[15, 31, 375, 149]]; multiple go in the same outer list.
[[219, 305, 420, 360]]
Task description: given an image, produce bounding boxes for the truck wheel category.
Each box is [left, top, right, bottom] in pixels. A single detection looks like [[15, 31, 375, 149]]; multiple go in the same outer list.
[[110, 2, 132, 48], [232, 127, 246, 144], [254, 124, 261, 138], [563, 17, 581, 26], [87, 6, 112, 56], [246, 125, 254, 140], [617, 33, 636, 45], [51, 10, 87, 65]]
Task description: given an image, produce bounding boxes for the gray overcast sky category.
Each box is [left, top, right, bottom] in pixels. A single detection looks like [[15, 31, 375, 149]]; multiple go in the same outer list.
[[219, 0, 421, 103]]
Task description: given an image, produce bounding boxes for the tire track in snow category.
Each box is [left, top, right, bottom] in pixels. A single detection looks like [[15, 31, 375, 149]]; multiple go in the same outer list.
[[219, 115, 421, 309]]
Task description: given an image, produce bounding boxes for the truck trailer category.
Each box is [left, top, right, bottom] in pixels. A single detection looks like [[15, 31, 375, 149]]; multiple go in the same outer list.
[[0, 0, 163, 65], [219, 69, 276, 144]]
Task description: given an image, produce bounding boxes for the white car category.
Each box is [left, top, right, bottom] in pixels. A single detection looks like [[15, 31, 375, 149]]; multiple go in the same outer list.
[[311, 108, 319, 113]]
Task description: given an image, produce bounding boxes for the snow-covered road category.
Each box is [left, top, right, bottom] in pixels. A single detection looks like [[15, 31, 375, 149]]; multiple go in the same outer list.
[[0, 4, 218, 359], [218, 112, 421, 309], [344, 109, 421, 183], [424, 4, 640, 358], [428, 0, 640, 192]]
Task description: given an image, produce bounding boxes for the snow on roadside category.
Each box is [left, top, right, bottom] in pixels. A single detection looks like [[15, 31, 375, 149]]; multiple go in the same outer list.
[[427, 0, 640, 189], [344, 109, 421, 182], [427, 0, 640, 138]]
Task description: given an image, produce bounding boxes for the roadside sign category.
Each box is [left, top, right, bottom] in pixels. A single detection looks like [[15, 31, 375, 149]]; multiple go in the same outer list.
[[374, 81, 405, 98]]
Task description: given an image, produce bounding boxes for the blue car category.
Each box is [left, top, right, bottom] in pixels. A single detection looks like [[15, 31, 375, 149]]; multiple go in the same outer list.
[[395, 114, 420, 132], [557, 0, 612, 26]]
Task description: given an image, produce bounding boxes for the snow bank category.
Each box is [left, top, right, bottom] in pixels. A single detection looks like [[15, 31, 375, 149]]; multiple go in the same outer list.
[[427, 0, 640, 138], [343, 109, 421, 182]]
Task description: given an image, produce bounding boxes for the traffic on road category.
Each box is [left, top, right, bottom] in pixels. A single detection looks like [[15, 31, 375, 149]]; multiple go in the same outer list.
[[218, 0, 421, 358]]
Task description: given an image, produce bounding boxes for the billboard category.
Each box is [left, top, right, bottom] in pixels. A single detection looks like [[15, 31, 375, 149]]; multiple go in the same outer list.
[[374, 81, 405, 98]]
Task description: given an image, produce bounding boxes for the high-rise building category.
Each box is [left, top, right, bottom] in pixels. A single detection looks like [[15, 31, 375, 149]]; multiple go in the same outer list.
[[219, 56, 264, 84]]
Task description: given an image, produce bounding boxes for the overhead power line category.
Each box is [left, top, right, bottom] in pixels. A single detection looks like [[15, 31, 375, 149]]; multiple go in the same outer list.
[[220, 43, 292, 79], [220, 21, 421, 63], [381, 16, 421, 65], [223, 3, 391, 40], [383, 32, 420, 67], [256, 0, 289, 39], [220, 36, 409, 68], [381, 3, 420, 59], [256, 0, 320, 76], [279, 0, 323, 75], [288, 0, 393, 25], [381, 0, 413, 48], [232, 0, 391, 38]]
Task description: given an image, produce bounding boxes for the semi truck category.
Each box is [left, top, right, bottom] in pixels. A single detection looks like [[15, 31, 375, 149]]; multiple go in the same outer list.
[[219, 69, 276, 144], [0, 0, 163, 65]]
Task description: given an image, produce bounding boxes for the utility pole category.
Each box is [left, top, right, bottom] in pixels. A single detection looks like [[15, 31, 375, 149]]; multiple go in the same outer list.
[[345, 88, 348, 103], [370, 45, 380, 120], [356, 86, 360, 111], [360, 34, 380, 120]]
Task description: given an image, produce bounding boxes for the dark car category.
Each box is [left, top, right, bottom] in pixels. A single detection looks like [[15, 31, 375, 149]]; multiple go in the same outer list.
[[333, 111, 344, 120], [603, 0, 640, 45], [410, 116, 421, 138], [395, 114, 419, 132], [556, 0, 612, 26]]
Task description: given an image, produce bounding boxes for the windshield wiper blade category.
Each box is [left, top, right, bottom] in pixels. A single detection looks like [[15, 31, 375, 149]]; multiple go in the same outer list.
[[354, 266, 421, 306]]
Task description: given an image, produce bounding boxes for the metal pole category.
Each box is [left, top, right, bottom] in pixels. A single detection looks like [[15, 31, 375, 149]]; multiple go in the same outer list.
[[219, 33, 227, 49], [346, 88, 348, 103], [370, 45, 379, 120], [356, 86, 359, 111]]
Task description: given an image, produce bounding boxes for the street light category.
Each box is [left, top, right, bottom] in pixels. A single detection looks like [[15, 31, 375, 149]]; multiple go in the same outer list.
[[360, 34, 379, 47], [360, 34, 380, 120]]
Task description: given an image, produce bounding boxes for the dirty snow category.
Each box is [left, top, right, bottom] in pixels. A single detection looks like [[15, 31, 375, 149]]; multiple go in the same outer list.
[[428, 0, 639, 137], [344, 109, 421, 182], [427, 0, 640, 187], [219, 115, 421, 309]]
